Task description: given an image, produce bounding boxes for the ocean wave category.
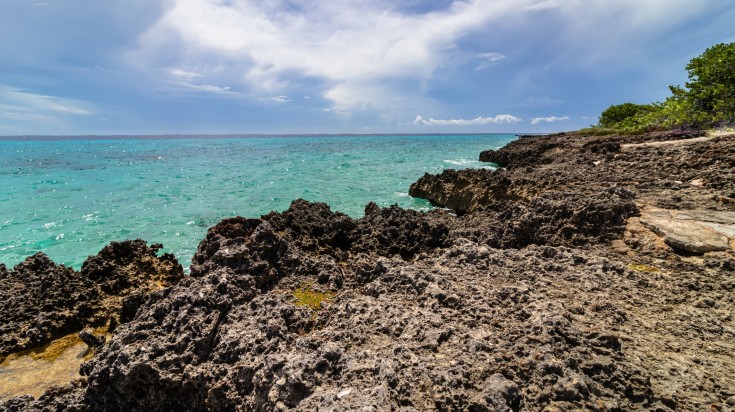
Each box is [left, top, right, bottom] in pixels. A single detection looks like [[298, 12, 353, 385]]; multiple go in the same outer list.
[[443, 159, 496, 170]]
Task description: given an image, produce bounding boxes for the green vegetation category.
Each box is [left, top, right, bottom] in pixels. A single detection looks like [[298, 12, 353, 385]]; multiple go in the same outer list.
[[627, 263, 659, 273], [592, 42, 735, 133], [292, 284, 335, 314], [598, 103, 657, 127]]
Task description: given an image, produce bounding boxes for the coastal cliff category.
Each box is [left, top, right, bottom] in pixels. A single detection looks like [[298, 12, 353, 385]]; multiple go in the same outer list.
[[2, 130, 734, 411]]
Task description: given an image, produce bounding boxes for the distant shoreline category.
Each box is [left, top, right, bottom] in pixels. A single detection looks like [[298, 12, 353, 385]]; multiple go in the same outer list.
[[0, 132, 528, 141]]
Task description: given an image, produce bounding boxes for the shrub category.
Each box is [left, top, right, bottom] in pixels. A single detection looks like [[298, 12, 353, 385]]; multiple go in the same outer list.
[[599, 103, 656, 127], [593, 42, 735, 132]]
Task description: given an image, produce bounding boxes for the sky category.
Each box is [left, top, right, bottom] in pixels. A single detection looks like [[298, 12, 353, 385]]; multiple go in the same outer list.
[[0, 0, 733, 135]]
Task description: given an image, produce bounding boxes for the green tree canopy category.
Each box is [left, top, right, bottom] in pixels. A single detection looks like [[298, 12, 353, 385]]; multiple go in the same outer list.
[[598, 103, 654, 127], [681, 42, 735, 125], [595, 42, 735, 131]]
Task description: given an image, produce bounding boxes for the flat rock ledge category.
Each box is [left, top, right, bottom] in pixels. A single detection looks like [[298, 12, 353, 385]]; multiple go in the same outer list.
[[639, 207, 735, 254]]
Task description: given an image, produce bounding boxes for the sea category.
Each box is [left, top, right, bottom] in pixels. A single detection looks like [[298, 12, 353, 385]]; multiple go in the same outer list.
[[0, 134, 515, 272]]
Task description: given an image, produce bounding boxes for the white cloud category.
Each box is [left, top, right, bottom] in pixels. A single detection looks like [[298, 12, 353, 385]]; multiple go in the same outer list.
[[526, 1, 559, 12], [478, 52, 506, 62], [476, 51, 506, 70], [0, 85, 91, 117], [169, 68, 236, 95], [0, 109, 56, 122], [530, 115, 569, 124], [414, 114, 522, 126], [131, 0, 533, 112], [264, 95, 291, 103], [127, 0, 714, 121], [538, 0, 709, 68], [170, 69, 204, 82], [179, 82, 234, 94]]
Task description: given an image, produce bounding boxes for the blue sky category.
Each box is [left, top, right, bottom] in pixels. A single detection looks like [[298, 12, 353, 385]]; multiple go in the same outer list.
[[1, 0, 733, 135]]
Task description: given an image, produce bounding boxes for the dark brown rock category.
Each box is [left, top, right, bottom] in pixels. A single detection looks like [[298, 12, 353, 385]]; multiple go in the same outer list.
[[3, 129, 733, 412], [79, 330, 105, 348], [76, 238, 655, 411], [0, 240, 183, 360], [262, 199, 449, 259], [0, 253, 96, 360]]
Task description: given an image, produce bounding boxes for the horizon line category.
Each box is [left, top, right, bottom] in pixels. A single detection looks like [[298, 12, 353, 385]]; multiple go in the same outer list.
[[0, 132, 551, 141]]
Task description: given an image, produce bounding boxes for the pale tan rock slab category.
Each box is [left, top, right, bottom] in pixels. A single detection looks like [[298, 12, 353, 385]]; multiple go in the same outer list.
[[639, 208, 733, 254]]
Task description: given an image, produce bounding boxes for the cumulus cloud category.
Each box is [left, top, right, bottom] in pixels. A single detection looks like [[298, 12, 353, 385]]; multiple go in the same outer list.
[[126, 0, 714, 122], [530, 115, 570, 124], [414, 114, 522, 126], [131, 0, 533, 112]]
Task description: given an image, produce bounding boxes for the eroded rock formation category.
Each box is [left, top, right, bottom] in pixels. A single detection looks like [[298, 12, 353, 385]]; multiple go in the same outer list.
[[0, 240, 183, 361], [2, 130, 734, 411]]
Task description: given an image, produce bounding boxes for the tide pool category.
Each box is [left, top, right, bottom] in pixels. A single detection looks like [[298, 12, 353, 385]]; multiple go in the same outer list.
[[0, 134, 515, 271]]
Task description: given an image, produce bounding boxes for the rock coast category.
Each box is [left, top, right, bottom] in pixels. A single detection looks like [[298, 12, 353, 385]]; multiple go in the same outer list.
[[1, 130, 734, 411]]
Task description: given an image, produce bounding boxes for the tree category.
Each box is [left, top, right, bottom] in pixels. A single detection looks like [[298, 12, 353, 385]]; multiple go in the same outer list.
[[594, 42, 735, 131], [598, 103, 655, 127], [681, 42, 735, 125]]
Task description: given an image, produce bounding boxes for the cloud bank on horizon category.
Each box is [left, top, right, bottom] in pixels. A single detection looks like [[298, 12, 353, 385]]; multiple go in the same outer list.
[[0, 0, 733, 134]]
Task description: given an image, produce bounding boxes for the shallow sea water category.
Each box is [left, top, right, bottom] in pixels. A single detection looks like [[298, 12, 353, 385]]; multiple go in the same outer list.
[[0, 134, 515, 271]]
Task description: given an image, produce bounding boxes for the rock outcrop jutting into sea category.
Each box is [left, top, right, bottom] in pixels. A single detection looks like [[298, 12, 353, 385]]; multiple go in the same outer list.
[[0, 240, 183, 361], [1, 130, 734, 411]]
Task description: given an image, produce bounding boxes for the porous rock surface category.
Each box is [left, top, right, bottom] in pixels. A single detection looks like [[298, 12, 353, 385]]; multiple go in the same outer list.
[[262, 199, 449, 260], [3, 130, 735, 411], [0, 240, 183, 360], [0, 253, 96, 360], [416, 130, 734, 214], [19, 213, 655, 411]]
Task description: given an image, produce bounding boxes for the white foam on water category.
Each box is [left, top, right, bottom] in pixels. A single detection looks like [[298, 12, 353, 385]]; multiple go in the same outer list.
[[443, 159, 497, 170]]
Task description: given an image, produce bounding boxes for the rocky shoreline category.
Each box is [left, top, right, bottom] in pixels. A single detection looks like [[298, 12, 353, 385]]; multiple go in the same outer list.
[[1, 130, 734, 411]]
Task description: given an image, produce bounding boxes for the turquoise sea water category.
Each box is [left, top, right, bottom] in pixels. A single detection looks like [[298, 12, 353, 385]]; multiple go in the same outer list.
[[0, 134, 515, 271]]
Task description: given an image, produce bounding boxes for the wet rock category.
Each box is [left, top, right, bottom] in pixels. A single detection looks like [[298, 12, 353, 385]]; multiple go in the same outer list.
[[0, 253, 95, 359], [0, 240, 183, 360], [79, 330, 105, 348]]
